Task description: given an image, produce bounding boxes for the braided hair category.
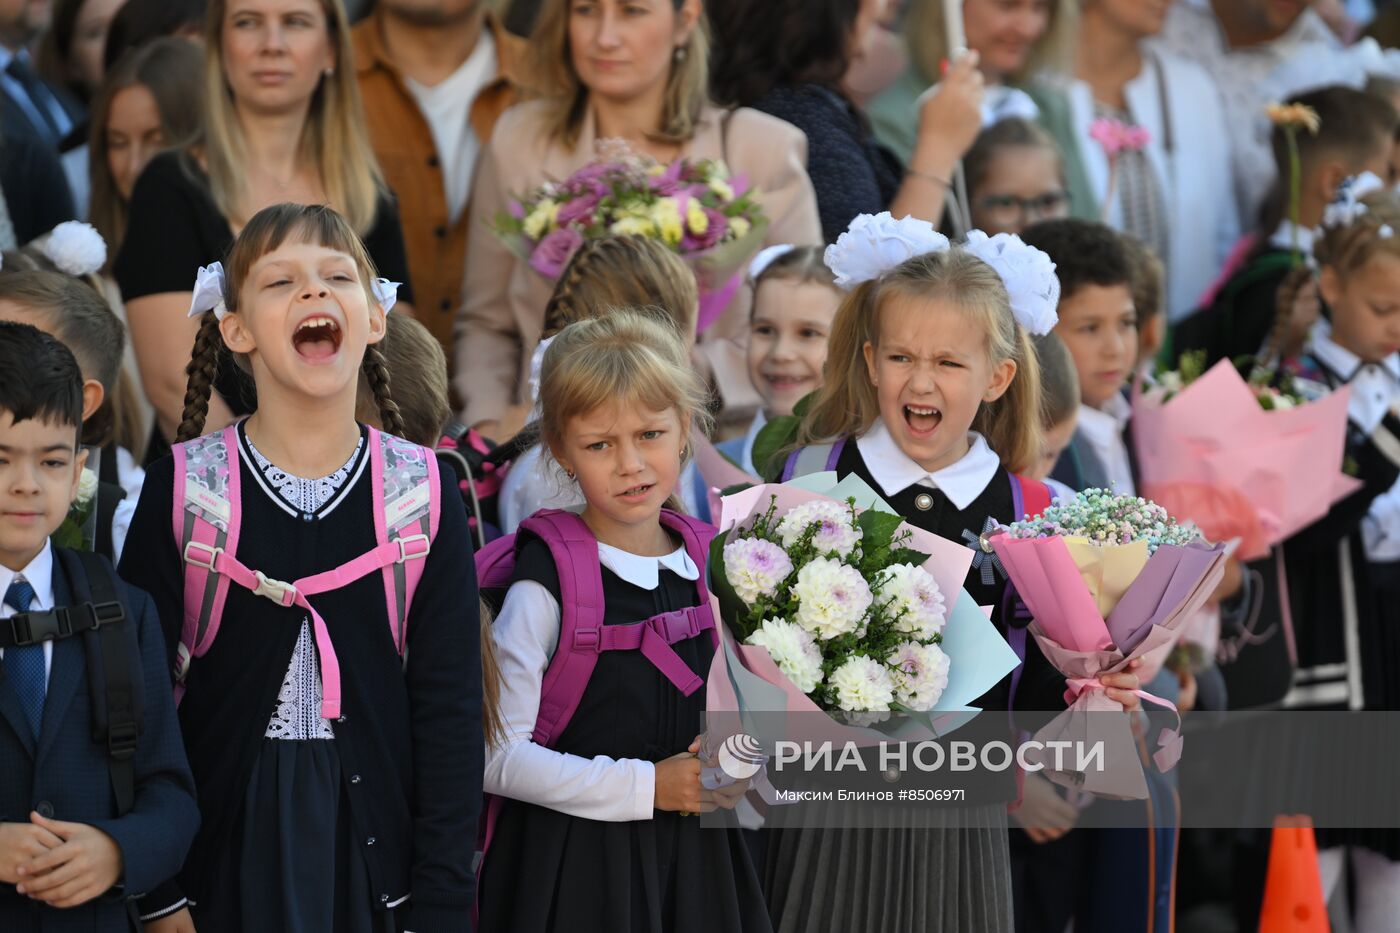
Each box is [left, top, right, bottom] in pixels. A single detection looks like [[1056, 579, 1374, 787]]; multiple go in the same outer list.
[[542, 235, 699, 338], [174, 203, 403, 442]]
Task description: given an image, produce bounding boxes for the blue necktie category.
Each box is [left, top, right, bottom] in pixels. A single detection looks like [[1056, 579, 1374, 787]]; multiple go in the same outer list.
[[3, 580, 44, 739]]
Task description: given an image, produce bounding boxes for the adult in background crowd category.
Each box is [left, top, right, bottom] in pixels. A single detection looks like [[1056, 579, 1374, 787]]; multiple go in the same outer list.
[[1041, 0, 1237, 320], [354, 0, 523, 362], [102, 0, 205, 70], [115, 0, 412, 452], [708, 0, 982, 243], [88, 37, 203, 264], [456, 0, 820, 441], [38, 0, 131, 216], [0, 0, 77, 245], [37, 0, 126, 103], [867, 2, 1078, 168], [1157, 0, 1345, 232], [0, 0, 82, 149]]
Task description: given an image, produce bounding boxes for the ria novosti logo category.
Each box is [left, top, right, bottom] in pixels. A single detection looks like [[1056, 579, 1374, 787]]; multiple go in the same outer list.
[[718, 733, 766, 780]]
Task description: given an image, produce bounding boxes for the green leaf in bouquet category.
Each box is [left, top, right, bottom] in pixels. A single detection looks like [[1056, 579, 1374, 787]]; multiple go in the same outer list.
[[856, 509, 904, 551], [51, 516, 84, 550], [888, 547, 931, 569], [751, 414, 801, 481]]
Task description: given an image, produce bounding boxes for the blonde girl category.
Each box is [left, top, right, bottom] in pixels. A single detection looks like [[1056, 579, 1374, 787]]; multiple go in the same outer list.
[[498, 235, 709, 531], [767, 213, 1143, 932], [479, 309, 766, 932]]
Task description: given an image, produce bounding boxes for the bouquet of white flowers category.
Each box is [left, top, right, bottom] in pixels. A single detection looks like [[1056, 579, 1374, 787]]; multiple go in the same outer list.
[[709, 473, 1019, 720]]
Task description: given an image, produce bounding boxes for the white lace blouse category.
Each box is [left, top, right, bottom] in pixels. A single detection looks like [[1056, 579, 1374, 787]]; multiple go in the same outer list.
[[244, 432, 365, 741]]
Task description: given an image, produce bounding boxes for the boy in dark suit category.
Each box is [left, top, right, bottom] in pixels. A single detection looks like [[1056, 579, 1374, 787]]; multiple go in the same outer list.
[[0, 321, 197, 930]]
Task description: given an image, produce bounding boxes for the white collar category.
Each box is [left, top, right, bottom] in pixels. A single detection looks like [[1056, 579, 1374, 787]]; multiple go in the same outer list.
[[0, 540, 54, 613], [740, 410, 769, 475], [855, 420, 1000, 510], [598, 541, 700, 591], [1078, 393, 1133, 435], [1269, 220, 1316, 256], [1309, 318, 1400, 383]]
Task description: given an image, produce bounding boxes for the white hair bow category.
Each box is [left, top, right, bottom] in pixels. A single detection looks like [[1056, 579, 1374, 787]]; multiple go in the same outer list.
[[371, 278, 401, 313], [823, 213, 1061, 336], [186, 266, 403, 321], [1322, 172, 1387, 231], [41, 221, 106, 277], [187, 262, 228, 321], [748, 244, 796, 281]]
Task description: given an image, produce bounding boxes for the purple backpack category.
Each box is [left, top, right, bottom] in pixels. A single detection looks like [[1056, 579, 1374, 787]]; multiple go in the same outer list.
[[473, 508, 718, 874]]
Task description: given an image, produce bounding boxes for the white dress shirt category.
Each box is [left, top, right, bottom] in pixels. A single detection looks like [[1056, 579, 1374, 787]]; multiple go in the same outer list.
[[0, 541, 56, 682], [1076, 395, 1136, 496], [485, 537, 701, 821], [1309, 319, 1400, 561], [855, 421, 1001, 510], [404, 31, 497, 224]]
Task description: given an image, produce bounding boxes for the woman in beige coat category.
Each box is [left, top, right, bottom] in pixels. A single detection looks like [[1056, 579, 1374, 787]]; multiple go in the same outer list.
[[455, 0, 821, 439]]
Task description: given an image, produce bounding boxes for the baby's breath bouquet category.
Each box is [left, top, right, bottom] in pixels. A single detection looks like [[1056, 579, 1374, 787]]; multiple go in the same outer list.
[[990, 489, 1227, 797]]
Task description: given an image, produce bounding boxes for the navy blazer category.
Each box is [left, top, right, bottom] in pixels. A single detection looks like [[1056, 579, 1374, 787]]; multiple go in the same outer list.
[[0, 549, 198, 932]]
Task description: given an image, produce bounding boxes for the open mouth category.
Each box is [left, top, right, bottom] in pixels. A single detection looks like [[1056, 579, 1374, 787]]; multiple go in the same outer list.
[[292, 316, 343, 362], [763, 374, 814, 392], [618, 483, 654, 501], [903, 404, 941, 438]]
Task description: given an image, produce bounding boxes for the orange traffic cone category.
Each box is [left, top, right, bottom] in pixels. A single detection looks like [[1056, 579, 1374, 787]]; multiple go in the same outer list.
[[1258, 815, 1330, 932]]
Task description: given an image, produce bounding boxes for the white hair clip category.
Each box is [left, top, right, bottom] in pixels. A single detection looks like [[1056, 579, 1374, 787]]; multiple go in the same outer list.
[[823, 212, 951, 290], [187, 262, 229, 321], [748, 244, 796, 281], [1322, 172, 1386, 230], [823, 213, 1061, 336], [371, 278, 400, 313], [41, 221, 106, 277], [962, 231, 1061, 336]]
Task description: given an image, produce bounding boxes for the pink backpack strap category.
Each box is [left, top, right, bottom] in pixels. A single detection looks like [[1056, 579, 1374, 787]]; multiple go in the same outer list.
[[368, 428, 440, 656], [171, 425, 242, 698], [518, 510, 607, 747], [660, 509, 720, 651]]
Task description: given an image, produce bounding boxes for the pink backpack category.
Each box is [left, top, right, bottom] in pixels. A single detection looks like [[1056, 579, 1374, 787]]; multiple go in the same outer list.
[[171, 423, 441, 719], [473, 508, 718, 873]]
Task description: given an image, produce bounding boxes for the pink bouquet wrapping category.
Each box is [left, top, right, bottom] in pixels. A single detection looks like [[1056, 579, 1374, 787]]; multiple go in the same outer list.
[[1133, 358, 1359, 562], [990, 490, 1227, 798]]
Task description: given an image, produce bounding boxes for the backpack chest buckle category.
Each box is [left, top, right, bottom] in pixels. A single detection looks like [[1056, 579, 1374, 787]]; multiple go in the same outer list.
[[252, 571, 298, 606]]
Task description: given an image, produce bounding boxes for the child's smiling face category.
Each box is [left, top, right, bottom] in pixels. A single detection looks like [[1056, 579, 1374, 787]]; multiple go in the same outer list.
[[0, 412, 85, 570], [863, 293, 1015, 474], [221, 239, 385, 404], [747, 278, 840, 418]]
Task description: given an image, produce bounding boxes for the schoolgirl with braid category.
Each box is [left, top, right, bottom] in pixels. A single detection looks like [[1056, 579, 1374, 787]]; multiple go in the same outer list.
[[119, 204, 482, 933]]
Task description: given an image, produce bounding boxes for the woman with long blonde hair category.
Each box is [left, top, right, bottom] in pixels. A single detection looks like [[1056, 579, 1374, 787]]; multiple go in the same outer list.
[[455, 0, 821, 442], [114, 0, 413, 454]]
